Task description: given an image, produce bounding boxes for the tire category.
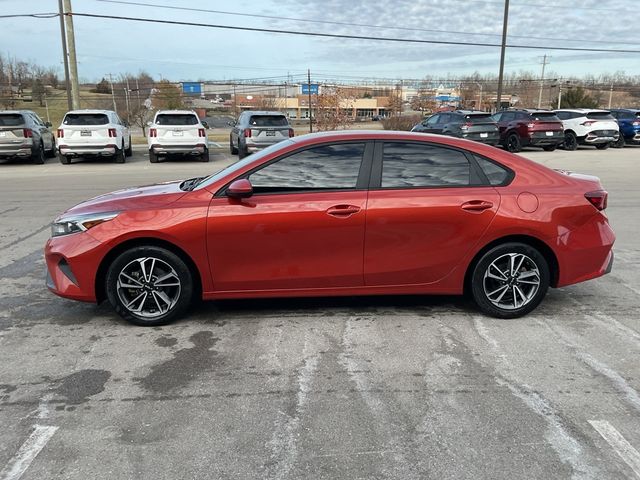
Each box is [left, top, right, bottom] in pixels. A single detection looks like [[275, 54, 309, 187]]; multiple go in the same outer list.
[[505, 132, 522, 153], [149, 149, 158, 163], [238, 141, 248, 159], [105, 246, 193, 326], [612, 135, 625, 149], [114, 145, 125, 163], [200, 147, 210, 162], [31, 142, 45, 164], [230, 135, 238, 155], [125, 137, 133, 157], [58, 153, 71, 165], [595, 142, 610, 150], [470, 242, 550, 319], [45, 143, 57, 158], [563, 131, 578, 151], [542, 144, 557, 152]]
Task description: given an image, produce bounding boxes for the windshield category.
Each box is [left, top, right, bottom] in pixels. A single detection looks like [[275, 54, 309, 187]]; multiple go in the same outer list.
[[194, 140, 295, 191], [63, 113, 109, 125], [0, 114, 25, 126], [155, 114, 199, 126]]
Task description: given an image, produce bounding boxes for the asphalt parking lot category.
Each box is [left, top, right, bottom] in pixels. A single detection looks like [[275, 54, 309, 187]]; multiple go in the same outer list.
[[0, 144, 639, 479]]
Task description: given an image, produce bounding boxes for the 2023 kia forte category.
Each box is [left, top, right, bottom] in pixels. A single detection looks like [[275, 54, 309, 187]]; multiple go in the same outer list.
[[45, 131, 615, 326]]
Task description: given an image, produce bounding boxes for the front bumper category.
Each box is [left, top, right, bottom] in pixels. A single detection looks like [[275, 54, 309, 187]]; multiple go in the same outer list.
[[58, 144, 116, 157], [150, 143, 206, 155], [45, 232, 105, 302]]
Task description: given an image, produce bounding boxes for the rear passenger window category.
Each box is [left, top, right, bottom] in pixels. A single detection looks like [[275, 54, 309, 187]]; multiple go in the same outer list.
[[381, 143, 471, 188], [474, 155, 512, 186]]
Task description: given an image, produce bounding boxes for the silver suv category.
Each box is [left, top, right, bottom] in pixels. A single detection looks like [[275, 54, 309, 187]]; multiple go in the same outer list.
[[230, 111, 293, 158], [0, 110, 56, 164]]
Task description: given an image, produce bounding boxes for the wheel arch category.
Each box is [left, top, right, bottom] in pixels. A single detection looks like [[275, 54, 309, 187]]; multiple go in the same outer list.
[[95, 237, 203, 304], [464, 234, 559, 292]]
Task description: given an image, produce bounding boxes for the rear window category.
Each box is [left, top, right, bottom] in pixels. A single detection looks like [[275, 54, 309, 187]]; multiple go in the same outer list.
[[530, 112, 560, 122], [586, 112, 615, 121], [0, 114, 25, 126], [465, 114, 493, 123], [155, 114, 199, 126], [248, 115, 288, 127], [63, 113, 109, 126]]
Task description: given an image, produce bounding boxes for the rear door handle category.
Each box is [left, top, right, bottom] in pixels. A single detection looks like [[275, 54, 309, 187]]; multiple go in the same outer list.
[[326, 204, 361, 217], [461, 200, 494, 212]]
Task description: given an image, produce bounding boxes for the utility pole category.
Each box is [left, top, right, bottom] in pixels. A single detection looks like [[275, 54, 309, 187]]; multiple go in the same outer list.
[[232, 83, 237, 117], [557, 82, 563, 109], [537, 54, 550, 109], [44, 92, 51, 122], [135, 78, 141, 107], [496, 0, 510, 111], [107, 74, 117, 112], [608, 83, 614, 109], [63, 0, 81, 109], [475, 82, 483, 110], [308, 69, 313, 133], [58, 0, 72, 110]]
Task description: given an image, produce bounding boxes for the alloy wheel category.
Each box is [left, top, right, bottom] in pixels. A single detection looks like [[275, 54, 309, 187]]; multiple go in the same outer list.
[[116, 256, 182, 318], [482, 253, 540, 310]]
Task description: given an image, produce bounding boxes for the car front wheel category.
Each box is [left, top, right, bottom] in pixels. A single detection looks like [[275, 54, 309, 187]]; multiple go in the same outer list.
[[470, 242, 549, 319], [563, 131, 578, 151], [105, 246, 193, 326]]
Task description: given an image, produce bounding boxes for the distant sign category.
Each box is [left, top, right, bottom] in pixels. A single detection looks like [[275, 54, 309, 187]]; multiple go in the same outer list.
[[182, 82, 202, 94], [301, 84, 319, 95]]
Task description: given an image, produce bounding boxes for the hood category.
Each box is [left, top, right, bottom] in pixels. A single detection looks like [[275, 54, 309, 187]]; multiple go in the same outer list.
[[61, 180, 187, 217]]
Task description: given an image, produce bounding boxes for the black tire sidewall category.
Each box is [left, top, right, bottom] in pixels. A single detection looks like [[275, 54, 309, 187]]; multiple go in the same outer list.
[[32, 142, 45, 164], [471, 242, 550, 319], [506, 133, 521, 152], [105, 246, 193, 326], [564, 132, 578, 150]]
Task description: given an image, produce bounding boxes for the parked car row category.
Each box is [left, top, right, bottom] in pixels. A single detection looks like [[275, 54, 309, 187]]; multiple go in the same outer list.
[[411, 108, 639, 153]]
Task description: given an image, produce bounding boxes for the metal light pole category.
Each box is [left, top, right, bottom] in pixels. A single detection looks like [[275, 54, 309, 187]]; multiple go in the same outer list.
[[475, 82, 483, 110], [537, 54, 549, 109], [496, 0, 510, 111], [307, 69, 313, 133]]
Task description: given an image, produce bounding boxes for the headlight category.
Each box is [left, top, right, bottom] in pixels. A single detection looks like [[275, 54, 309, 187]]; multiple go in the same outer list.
[[51, 212, 120, 237]]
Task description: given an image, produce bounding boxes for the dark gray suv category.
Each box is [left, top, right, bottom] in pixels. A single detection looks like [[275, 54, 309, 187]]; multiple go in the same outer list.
[[411, 111, 500, 146], [0, 110, 56, 164], [230, 111, 293, 158]]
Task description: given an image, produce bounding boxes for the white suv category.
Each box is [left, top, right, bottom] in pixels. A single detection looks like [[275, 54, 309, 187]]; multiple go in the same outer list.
[[56, 109, 131, 164], [554, 109, 620, 150], [147, 110, 209, 163]]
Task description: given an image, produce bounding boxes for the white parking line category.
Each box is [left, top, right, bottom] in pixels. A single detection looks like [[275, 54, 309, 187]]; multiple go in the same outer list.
[[0, 425, 58, 480], [589, 420, 640, 478]]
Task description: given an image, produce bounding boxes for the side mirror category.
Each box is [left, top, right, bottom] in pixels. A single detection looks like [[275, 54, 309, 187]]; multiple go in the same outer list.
[[45, 121, 52, 127], [227, 178, 253, 199], [201, 121, 209, 129], [146, 121, 153, 127], [227, 121, 236, 127], [123, 121, 130, 127]]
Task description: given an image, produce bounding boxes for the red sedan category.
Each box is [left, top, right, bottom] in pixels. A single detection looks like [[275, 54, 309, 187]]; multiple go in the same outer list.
[[45, 131, 615, 326]]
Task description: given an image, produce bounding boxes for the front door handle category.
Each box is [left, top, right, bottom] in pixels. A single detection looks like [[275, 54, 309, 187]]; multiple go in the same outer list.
[[326, 204, 361, 217], [461, 200, 494, 212]]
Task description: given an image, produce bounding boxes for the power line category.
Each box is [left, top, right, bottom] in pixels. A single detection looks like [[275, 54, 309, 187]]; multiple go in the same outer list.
[[92, 0, 640, 46], [68, 12, 640, 54], [0, 13, 58, 18]]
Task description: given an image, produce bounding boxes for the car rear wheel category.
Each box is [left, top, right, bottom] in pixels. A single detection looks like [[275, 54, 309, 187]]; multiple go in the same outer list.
[[149, 149, 158, 163], [200, 147, 210, 162], [595, 142, 610, 150], [612, 135, 625, 148], [542, 144, 557, 152], [125, 137, 132, 157], [563, 131, 578, 151], [238, 141, 248, 159], [114, 145, 125, 163], [230, 135, 238, 155], [45, 143, 57, 158], [105, 246, 193, 326], [470, 242, 549, 319], [505, 133, 521, 153], [58, 153, 71, 165], [31, 142, 45, 164]]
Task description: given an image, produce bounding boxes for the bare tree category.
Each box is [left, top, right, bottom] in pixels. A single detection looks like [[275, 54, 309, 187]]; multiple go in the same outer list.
[[314, 87, 355, 131]]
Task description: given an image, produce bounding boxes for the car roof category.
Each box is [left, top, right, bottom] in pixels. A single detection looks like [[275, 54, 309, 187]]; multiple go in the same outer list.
[[155, 110, 198, 115], [64, 109, 115, 114], [244, 111, 287, 116], [554, 108, 611, 113], [611, 108, 640, 113], [0, 110, 34, 115]]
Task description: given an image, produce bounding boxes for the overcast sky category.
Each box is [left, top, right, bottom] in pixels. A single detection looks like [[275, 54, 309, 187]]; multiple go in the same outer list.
[[1, 0, 638, 83]]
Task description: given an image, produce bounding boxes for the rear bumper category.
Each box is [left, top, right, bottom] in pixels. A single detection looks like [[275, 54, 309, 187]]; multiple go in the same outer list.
[[58, 144, 116, 156], [527, 132, 564, 146], [245, 139, 286, 152], [150, 143, 206, 155], [0, 144, 32, 158], [555, 213, 615, 287], [461, 133, 500, 145], [582, 131, 619, 144]]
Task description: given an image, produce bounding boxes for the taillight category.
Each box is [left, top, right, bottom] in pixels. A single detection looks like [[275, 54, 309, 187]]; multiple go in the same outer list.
[[632, 121, 640, 126], [108, 128, 117, 137], [57, 129, 64, 138], [23, 128, 33, 138], [526, 123, 535, 128], [198, 128, 206, 137], [460, 122, 473, 130], [288, 128, 294, 137], [581, 121, 596, 126], [149, 128, 157, 137], [585, 190, 608, 211], [243, 128, 251, 138]]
